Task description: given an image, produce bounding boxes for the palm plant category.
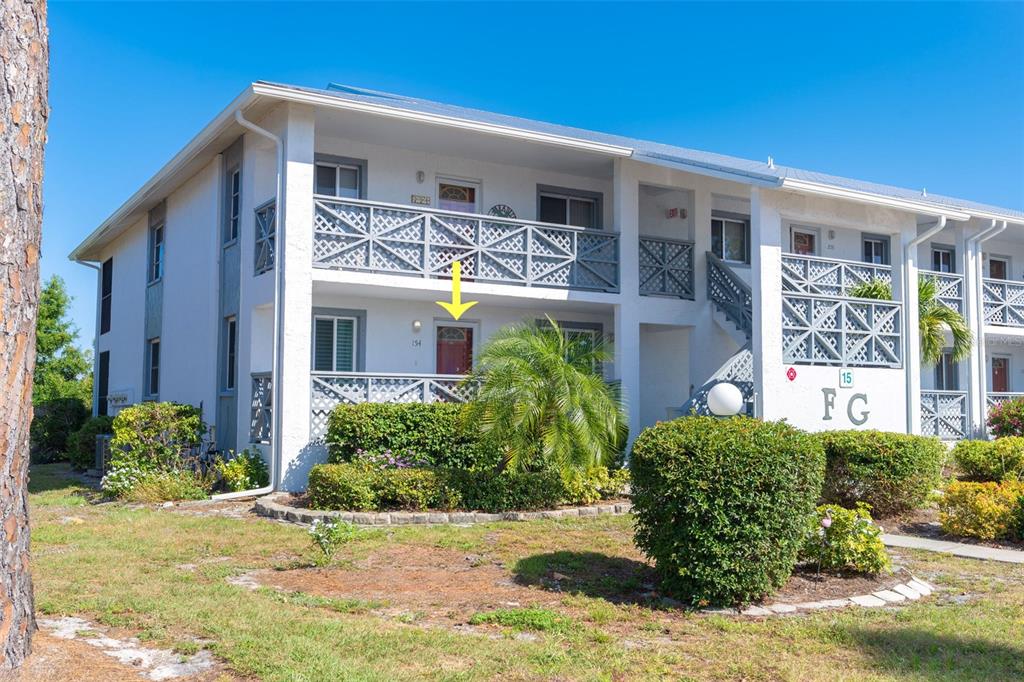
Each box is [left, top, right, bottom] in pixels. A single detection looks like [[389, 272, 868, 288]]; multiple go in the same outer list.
[[463, 317, 627, 474], [847, 276, 972, 365]]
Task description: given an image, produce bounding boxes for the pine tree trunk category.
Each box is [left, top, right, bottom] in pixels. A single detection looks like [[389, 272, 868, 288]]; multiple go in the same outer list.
[[0, 0, 47, 669]]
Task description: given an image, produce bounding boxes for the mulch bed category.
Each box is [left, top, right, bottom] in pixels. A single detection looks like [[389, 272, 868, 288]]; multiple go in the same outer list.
[[885, 506, 1024, 552], [765, 566, 905, 604]]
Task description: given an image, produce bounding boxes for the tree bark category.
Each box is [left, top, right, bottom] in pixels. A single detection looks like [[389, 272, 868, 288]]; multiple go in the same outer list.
[[0, 0, 47, 669]]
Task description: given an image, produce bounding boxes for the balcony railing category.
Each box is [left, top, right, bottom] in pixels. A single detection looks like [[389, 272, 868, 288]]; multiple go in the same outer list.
[[312, 196, 619, 292], [249, 372, 273, 444], [310, 371, 476, 439], [782, 253, 891, 297], [639, 236, 694, 299], [782, 293, 903, 368], [982, 278, 1024, 327], [986, 392, 1024, 413], [920, 270, 964, 316], [920, 390, 968, 440]]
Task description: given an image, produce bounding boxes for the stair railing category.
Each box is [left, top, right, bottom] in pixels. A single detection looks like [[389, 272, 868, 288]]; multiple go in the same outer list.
[[707, 252, 753, 340]]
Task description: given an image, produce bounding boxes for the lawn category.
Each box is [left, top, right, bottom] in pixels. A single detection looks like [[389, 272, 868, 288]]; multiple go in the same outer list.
[[29, 464, 1024, 681]]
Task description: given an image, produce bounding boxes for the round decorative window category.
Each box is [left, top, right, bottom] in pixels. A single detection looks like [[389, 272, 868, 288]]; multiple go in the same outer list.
[[487, 204, 517, 219]]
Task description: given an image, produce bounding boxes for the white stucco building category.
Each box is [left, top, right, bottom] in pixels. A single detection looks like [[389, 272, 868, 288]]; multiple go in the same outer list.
[[70, 81, 1024, 491]]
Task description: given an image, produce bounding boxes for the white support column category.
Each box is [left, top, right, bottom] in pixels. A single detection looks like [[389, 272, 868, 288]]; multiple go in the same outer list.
[[277, 103, 316, 491], [750, 187, 783, 420], [958, 224, 984, 436], [900, 226, 922, 435], [612, 159, 641, 444]]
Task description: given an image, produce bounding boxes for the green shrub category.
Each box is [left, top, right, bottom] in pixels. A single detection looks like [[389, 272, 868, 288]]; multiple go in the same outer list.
[[325, 402, 496, 470], [952, 438, 1024, 482], [818, 430, 945, 517], [216, 449, 270, 491], [308, 463, 378, 511], [630, 416, 825, 606], [560, 466, 630, 506], [102, 466, 211, 503], [110, 402, 205, 470], [799, 503, 890, 574], [986, 398, 1024, 438], [939, 480, 1024, 541], [451, 469, 565, 512], [30, 397, 90, 463], [67, 415, 114, 471]]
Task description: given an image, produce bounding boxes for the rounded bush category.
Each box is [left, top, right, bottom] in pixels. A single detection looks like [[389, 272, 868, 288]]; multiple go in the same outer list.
[[67, 415, 114, 471], [818, 430, 945, 517], [630, 416, 825, 607], [939, 480, 1024, 541], [952, 438, 1024, 482]]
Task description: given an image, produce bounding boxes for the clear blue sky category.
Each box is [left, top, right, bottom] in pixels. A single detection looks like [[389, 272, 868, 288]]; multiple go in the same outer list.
[[45, 1, 1024, 345]]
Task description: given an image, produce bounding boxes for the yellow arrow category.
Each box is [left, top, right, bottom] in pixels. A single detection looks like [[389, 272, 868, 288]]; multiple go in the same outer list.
[[436, 260, 479, 320]]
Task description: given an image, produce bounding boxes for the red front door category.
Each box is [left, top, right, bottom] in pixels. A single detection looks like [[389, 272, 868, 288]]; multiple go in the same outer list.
[[437, 326, 473, 374], [992, 357, 1010, 393]]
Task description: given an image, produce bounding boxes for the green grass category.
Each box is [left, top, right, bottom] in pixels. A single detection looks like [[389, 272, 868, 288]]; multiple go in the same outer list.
[[28, 464, 1024, 681]]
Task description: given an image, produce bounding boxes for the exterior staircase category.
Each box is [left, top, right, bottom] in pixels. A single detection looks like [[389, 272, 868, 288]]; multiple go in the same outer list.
[[678, 253, 755, 416]]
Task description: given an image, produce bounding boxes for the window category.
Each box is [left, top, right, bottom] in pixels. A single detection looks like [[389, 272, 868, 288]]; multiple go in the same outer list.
[[100, 258, 113, 335], [148, 224, 164, 283], [315, 162, 361, 198], [989, 257, 1009, 280], [862, 235, 890, 265], [438, 179, 480, 213], [313, 316, 356, 372], [934, 350, 959, 390], [97, 351, 110, 416], [146, 338, 160, 397], [436, 325, 474, 374], [932, 247, 955, 273], [224, 316, 237, 391], [225, 169, 240, 243], [538, 189, 599, 229], [713, 217, 750, 263], [790, 227, 817, 256]]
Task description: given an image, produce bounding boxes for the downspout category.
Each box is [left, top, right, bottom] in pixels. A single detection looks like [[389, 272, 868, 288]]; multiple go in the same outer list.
[[212, 109, 284, 499], [967, 219, 1007, 436], [904, 216, 947, 433]]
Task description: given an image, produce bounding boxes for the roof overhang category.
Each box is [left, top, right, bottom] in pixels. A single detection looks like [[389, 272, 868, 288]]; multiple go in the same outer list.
[[779, 177, 973, 222]]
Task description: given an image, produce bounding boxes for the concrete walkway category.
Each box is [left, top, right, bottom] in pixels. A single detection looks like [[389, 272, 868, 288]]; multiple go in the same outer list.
[[882, 533, 1024, 564]]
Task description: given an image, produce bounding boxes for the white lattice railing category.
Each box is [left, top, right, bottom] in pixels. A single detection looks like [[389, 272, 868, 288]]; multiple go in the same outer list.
[[782, 293, 903, 368], [254, 200, 276, 276], [707, 252, 752, 339], [986, 392, 1024, 412], [919, 270, 964, 315], [782, 254, 892, 297], [310, 372, 476, 439], [312, 196, 619, 292], [920, 390, 968, 440], [676, 344, 754, 417], [249, 372, 272, 444], [982, 278, 1024, 327], [639, 236, 694, 299]]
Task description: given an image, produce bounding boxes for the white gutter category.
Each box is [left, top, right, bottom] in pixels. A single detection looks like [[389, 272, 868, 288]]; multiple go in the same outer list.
[[968, 219, 1008, 436], [904, 216, 948, 433], [251, 82, 634, 158], [212, 110, 283, 500]]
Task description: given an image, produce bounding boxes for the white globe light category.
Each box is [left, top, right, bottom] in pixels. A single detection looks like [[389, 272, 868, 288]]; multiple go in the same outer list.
[[707, 382, 744, 417]]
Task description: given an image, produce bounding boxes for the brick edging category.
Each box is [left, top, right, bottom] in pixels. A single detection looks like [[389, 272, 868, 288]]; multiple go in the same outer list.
[[253, 493, 632, 526], [703, 577, 936, 617]]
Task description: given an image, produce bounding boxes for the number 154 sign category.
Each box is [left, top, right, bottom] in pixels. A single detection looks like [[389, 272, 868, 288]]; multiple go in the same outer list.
[[839, 369, 854, 389]]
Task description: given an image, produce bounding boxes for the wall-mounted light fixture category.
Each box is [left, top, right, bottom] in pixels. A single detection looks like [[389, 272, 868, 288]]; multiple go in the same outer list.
[[416, 170, 426, 184], [412, 320, 422, 332]]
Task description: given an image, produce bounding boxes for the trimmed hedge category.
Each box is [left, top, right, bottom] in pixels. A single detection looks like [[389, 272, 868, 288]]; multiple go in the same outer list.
[[939, 480, 1024, 541], [630, 416, 825, 607], [307, 463, 627, 513], [818, 430, 945, 517], [952, 438, 1024, 483], [67, 415, 114, 471], [325, 403, 496, 470]]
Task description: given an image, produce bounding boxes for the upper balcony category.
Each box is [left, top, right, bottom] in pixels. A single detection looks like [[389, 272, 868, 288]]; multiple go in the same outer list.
[[311, 195, 621, 293]]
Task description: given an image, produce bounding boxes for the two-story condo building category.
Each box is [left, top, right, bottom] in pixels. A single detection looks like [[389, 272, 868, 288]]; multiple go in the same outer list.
[[70, 81, 1024, 491]]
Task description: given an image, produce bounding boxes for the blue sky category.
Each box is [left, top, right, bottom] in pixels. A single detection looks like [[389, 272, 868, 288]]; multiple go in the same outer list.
[[46, 1, 1023, 345]]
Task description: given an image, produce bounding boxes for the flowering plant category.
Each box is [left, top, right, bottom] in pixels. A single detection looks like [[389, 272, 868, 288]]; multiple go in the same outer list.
[[308, 518, 360, 566], [987, 398, 1024, 438]]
